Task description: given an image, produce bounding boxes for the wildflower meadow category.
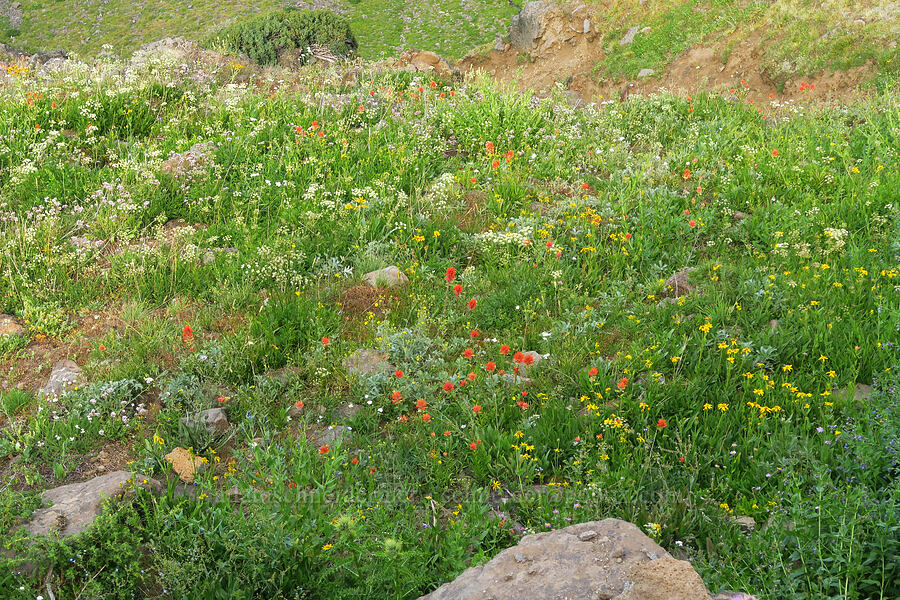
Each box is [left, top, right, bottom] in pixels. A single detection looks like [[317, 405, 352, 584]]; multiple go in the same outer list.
[[0, 49, 898, 599]]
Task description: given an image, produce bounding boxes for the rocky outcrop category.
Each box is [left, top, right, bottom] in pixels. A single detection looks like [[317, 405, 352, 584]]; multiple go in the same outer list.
[[509, 1, 555, 51], [418, 519, 712, 600]]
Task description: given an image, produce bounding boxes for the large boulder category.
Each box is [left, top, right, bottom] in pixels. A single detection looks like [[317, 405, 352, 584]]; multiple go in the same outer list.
[[23, 471, 161, 537], [418, 518, 711, 600]]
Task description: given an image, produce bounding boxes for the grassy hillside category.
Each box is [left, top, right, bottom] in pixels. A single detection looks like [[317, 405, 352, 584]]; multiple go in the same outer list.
[[1, 0, 517, 59], [0, 52, 898, 598], [590, 0, 899, 85]]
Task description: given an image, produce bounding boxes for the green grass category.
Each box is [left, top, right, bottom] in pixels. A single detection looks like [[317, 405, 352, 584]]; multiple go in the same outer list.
[[0, 50, 898, 599], [3, 0, 517, 60]]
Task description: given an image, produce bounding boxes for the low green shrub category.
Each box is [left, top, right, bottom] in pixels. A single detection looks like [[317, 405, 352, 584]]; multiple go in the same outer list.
[[212, 9, 357, 66]]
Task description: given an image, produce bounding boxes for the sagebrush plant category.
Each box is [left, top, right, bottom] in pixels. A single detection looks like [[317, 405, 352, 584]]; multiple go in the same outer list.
[[0, 46, 897, 600], [212, 9, 357, 66]]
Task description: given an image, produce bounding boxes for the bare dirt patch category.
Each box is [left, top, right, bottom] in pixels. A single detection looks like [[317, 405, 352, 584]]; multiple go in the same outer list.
[[462, 7, 880, 106]]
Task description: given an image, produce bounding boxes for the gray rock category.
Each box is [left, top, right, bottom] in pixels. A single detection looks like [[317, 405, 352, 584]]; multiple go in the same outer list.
[[363, 265, 408, 288], [637, 68, 655, 78], [0, 314, 26, 337], [620, 26, 640, 45], [181, 407, 230, 432], [733, 515, 756, 532], [343, 348, 393, 377], [494, 372, 532, 385], [583, 19, 591, 34], [334, 401, 362, 420], [23, 471, 161, 537], [417, 518, 712, 600], [39, 359, 82, 398], [509, 1, 553, 51], [312, 425, 351, 448]]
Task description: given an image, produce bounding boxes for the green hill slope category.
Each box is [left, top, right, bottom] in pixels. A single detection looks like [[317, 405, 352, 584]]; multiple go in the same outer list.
[[0, 0, 517, 59]]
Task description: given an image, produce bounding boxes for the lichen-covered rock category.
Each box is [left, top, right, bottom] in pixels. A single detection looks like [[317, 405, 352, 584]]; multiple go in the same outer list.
[[165, 447, 205, 483]]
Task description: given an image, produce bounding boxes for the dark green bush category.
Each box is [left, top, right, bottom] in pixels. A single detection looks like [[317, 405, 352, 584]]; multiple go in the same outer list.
[[213, 9, 357, 66]]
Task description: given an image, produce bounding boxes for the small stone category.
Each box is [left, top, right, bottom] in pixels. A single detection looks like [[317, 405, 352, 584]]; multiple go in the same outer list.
[[0, 314, 26, 337], [637, 68, 655, 78], [733, 516, 756, 532], [334, 402, 361, 420], [663, 268, 696, 298], [287, 402, 304, 419], [583, 19, 591, 34], [578, 530, 598, 541], [363, 266, 409, 288], [39, 359, 82, 398], [165, 447, 204, 483], [181, 407, 230, 432], [312, 425, 351, 448], [733, 211, 749, 221], [620, 26, 640, 45]]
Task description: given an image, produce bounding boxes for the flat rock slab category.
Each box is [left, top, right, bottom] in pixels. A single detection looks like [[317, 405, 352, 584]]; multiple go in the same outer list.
[[39, 359, 82, 398], [343, 348, 393, 377], [24, 471, 161, 537], [363, 266, 408, 288], [418, 518, 710, 600]]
